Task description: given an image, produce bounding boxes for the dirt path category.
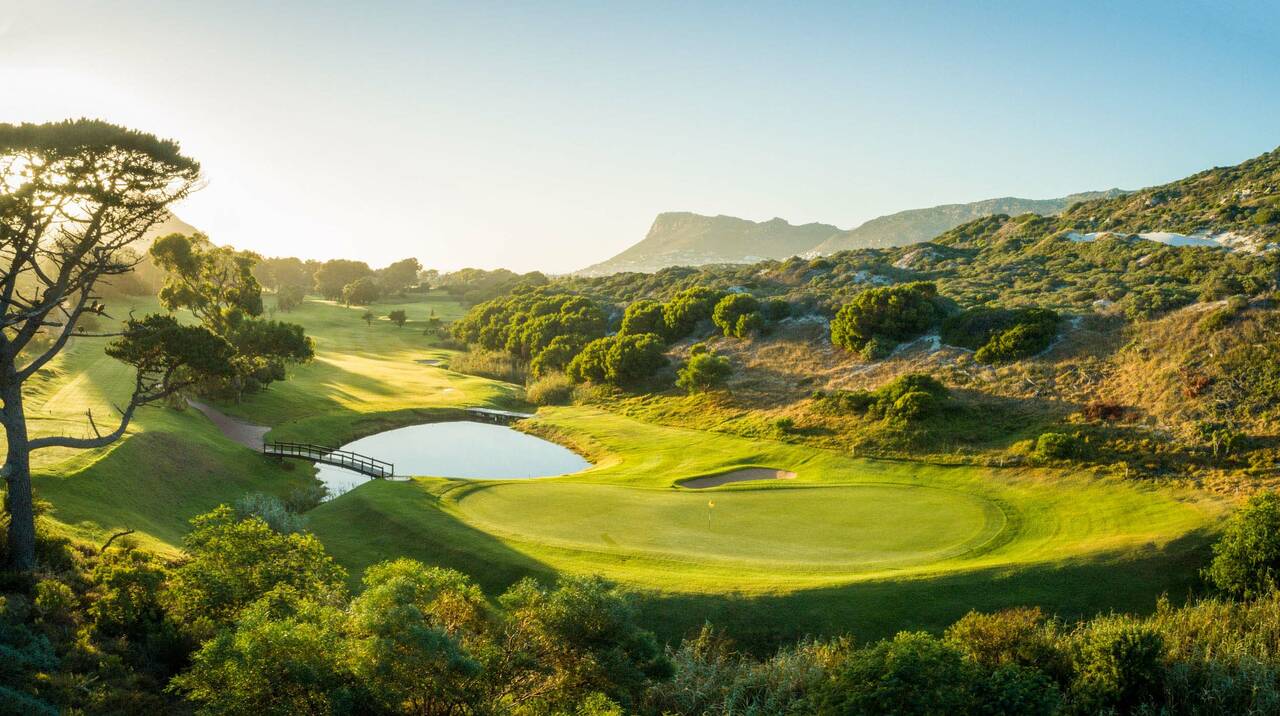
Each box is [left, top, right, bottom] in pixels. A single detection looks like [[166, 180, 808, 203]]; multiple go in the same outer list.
[[188, 400, 270, 449], [679, 468, 797, 489]]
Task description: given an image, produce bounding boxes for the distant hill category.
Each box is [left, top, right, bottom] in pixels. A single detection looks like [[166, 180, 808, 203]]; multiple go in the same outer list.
[[577, 213, 842, 276], [578, 191, 1124, 276], [136, 212, 200, 249], [809, 191, 1125, 255]]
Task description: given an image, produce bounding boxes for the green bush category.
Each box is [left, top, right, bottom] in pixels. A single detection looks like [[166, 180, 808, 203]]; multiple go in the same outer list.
[[816, 632, 980, 715], [1069, 620, 1166, 714], [531, 334, 587, 378], [859, 336, 893, 361], [942, 307, 1059, 364], [712, 294, 763, 339], [567, 333, 668, 386], [676, 353, 732, 393], [663, 287, 726, 339], [813, 374, 950, 424], [619, 299, 667, 338], [1206, 491, 1280, 599], [527, 372, 575, 406], [830, 282, 942, 354], [452, 287, 607, 360], [1034, 432, 1076, 460]]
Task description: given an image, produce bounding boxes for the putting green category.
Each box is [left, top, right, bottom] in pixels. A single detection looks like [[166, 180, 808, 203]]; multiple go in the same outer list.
[[450, 482, 1007, 571]]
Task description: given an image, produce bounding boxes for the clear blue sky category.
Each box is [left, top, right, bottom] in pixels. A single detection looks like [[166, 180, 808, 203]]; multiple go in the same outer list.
[[3, 1, 1278, 272]]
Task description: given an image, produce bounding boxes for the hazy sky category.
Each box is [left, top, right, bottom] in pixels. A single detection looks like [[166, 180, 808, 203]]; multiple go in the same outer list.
[[2, 1, 1278, 273]]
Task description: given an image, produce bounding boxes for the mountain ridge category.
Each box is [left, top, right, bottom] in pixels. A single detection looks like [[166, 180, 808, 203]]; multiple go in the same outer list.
[[578, 190, 1125, 276]]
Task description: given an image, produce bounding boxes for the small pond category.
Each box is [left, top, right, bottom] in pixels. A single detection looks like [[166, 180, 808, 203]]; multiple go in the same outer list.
[[315, 421, 591, 498]]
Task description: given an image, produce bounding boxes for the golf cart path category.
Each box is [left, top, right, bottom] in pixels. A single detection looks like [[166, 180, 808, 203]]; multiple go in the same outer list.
[[188, 400, 269, 449]]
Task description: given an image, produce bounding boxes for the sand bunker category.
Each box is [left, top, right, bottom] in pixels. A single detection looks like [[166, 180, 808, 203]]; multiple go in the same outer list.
[[416, 358, 443, 366], [679, 468, 797, 489]]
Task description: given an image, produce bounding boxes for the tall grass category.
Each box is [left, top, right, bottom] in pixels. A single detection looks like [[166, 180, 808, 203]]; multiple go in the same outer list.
[[447, 350, 526, 384]]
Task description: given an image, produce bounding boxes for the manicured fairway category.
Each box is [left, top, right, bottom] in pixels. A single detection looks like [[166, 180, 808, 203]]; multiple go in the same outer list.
[[450, 482, 1006, 570]]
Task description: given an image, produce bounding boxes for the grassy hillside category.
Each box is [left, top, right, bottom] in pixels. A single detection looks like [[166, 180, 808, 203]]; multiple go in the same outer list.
[[19, 291, 518, 551]]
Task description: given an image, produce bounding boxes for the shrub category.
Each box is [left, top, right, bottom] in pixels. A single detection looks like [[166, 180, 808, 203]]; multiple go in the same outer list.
[[387, 309, 407, 327], [452, 287, 607, 361], [1069, 620, 1166, 714], [1206, 491, 1280, 599], [943, 307, 1060, 364], [816, 631, 979, 715], [663, 287, 727, 339], [619, 300, 667, 338], [234, 493, 305, 534], [892, 390, 937, 421], [164, 506, 347, 641], [527, 372, 575, 406], [567, 333, 668, 387], [945, 608, 1068, 682], [763, 297, 792, 321], [531, 334, 587, 378], [858, 336, 893, 361], [813, 374, 950, 423], [676, 353, 732, 393], [1034, 432, 1076, 460], [712, 294, 763, 339], [830, 282, 942, 354]]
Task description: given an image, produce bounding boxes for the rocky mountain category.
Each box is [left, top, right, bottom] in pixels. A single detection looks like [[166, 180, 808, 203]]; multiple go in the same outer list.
[[579, 192, 1124, 276], [809, 190, 1125, 254], [577, 213, 842, 276]]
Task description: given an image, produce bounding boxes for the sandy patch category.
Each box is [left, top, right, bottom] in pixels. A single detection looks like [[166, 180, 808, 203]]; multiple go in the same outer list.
[[416, 358, 443, 366], [679, 468, 797, 489]]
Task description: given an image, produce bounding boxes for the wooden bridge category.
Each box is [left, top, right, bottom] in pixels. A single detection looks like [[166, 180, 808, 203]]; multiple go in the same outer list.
[[263, 441, 395, 478]]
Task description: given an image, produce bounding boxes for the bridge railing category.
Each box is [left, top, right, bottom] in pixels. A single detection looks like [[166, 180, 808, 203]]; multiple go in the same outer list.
[[263, 441, 395, 478]]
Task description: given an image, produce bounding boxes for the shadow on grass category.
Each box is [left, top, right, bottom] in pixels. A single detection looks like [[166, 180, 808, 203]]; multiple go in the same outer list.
[[307, 479, 556, 592], [631, 528, 1217, 653]]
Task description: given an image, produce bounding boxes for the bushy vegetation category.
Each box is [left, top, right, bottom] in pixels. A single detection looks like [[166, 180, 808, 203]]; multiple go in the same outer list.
[[1206, 491, 1280, 599], [619, 299, 667, 338], [830, 282, 944, 357], [676, 348, 733, 393], [447, 350, 526, 383], [712, 293, 765, 338], [814, 373, 951, 423], [663, 286, 727, 339], [451, 286, 608, 365], [526, 371, 576, 406], [940, 306, 1060, 363], [567, 333, 669, 387]]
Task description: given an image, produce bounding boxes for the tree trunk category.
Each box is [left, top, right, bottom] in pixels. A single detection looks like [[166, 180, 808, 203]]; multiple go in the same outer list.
[[2, 380, 35, 571]]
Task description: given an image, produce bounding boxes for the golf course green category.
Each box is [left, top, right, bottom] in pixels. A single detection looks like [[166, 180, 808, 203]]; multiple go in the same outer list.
[[19, 293, 1228, 641], [450, 482, 1006, 570]]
